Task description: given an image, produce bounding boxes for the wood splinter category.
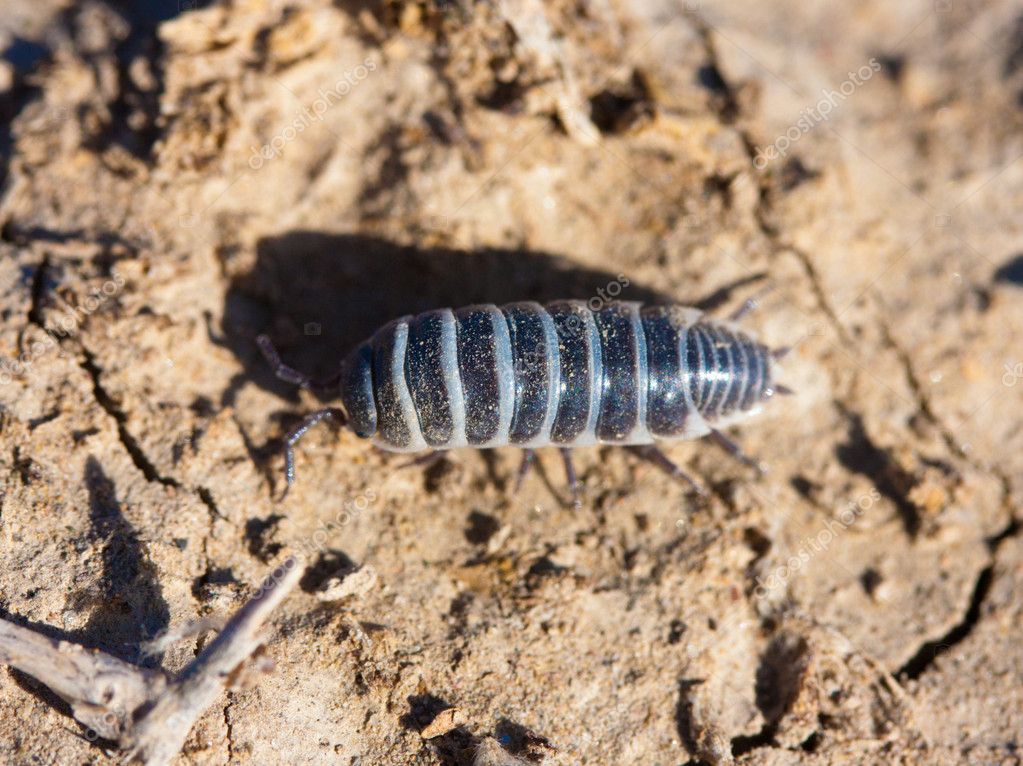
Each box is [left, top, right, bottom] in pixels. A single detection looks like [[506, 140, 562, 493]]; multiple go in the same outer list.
[[0, 555, 304, 766]]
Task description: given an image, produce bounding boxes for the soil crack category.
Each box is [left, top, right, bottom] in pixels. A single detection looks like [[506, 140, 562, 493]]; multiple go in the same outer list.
[[27, 256, 51, 329], [692, 18, 853, 349], [731, 723, 777, 757], [878, 322, 965, 459], [223, 693, 234, 764], [782, 244, 854, 345], [198, 485, 225, 521], [80, 347, 178, 488], [80, 345, 221, 619], [834, 404, 921, 538], [897, 517, 1022, 680]]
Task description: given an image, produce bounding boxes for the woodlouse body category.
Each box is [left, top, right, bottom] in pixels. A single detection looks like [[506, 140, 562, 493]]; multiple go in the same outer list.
[[336, 301, 777, 453]]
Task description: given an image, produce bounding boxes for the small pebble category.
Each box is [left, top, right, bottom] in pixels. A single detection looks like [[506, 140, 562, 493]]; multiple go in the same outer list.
[[421, 707, 465, 739], [315, 565, 378, 601]]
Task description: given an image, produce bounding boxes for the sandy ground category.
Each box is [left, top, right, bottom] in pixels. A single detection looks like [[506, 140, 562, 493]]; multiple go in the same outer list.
[[0, 0, 1021, 764]]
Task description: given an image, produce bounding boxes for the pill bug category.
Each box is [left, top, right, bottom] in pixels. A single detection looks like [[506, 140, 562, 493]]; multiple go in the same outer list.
[[258, 299, 790, 499]]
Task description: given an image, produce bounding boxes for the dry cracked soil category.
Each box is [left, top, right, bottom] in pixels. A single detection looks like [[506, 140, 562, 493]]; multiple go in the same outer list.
[[0, 0, 1022, 764]]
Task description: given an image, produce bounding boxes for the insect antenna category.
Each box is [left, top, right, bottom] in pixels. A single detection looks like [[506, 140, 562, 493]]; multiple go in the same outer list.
[[728, 284, 775, 322], [257, 334, 343, 394]]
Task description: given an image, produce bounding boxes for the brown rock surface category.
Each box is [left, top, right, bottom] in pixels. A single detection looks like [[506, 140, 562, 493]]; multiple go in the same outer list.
[[0, 1, 1020, 764]]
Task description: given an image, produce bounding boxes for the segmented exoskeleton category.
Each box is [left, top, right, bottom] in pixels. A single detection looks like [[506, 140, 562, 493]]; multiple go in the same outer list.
[[258, 299, 789, 499]]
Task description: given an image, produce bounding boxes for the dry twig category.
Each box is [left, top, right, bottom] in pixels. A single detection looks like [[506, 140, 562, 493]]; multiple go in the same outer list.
[[0, 555, 303, 766]]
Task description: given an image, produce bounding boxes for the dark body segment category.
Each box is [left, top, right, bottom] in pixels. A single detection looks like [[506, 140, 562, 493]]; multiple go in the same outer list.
[[504, 302, 560, 444], [742, 339, 769, 411], [702, 324, 734, 418], [370, 318, 423, 450], [686, 324, 717, 412], [405, 309, 455, 446], [547, 301, 602, 444], [641, 306, 695, 437], [455, 305, 514, 445], [339, 342, 377, 439], [593, 302, 646, 441]]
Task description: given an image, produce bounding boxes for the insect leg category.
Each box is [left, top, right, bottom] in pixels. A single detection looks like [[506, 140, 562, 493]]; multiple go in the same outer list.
[[280, 407, 347, 499], [727, 284, 774, 322], [514, 449, 536, 493], [631, 445, 706, 496], [400, 450, 446, 469], [257, 334, 343, 394], [707, 428, 767, 476], [560, 448, 582, 508]]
